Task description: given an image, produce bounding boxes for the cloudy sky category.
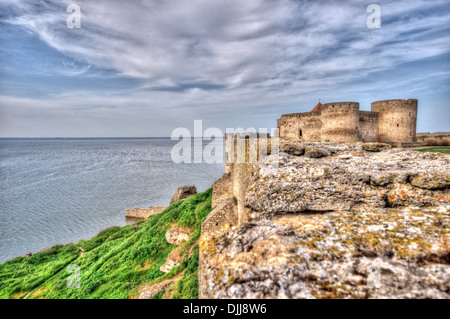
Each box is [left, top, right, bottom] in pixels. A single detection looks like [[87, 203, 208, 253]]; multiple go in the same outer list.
[[0, 0, 449, 137]]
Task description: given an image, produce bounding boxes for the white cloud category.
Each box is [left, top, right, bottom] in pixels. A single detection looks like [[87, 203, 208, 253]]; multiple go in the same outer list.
[[4, 0, 446, 87], [1, 0, 449, 136]]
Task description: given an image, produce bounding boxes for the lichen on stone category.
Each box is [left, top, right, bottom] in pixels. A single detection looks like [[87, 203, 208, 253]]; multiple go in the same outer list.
[[200, 143, 450, 299], [200, 206, 449, 299]]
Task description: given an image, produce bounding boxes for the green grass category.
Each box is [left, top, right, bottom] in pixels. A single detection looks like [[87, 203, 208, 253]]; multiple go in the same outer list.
[[0, 189, 213, 299], [415, 146, 450, 154]]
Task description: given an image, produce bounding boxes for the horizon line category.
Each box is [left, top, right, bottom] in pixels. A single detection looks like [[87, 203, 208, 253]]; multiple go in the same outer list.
[[0, 137, 226, 140]]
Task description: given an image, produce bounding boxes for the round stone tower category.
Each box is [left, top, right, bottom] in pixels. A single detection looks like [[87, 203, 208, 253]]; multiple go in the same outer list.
[[371, 99, 417, 143], [321, 102, 360, 142]]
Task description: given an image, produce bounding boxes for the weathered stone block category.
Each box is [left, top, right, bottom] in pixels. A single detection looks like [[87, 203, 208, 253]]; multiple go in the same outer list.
[[169, 185, 197, 205], [411, 172, 450, 190], [160, 247, 183, 273], [125, 206, 167, 219], [362, 142, 391, 152], [199, 207, 450, 299], [280, 141, 305, 156], [304, 146, 330, 158], [245, 147, 450, 215], [165, 225, 191, 245]]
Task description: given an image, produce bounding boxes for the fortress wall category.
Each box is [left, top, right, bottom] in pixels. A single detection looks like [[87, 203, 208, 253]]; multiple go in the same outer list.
[[225, 134, 271, 225], [321, 102, 360, 142], [371, 99, 417, 143], [358, 111, 379, 142], [278, 114, 303, 141], [299, 113, 322, 141], [232, 161, 254, 225], [211, 173, 232, 208], [278, 112, 321, 142], [201, 199, 237, 235]]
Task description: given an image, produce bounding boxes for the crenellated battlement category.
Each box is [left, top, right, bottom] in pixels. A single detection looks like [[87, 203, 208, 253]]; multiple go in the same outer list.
[[371, 99, 418, 111], [321, 102, 359, 110], [280, 111, 322, 119]]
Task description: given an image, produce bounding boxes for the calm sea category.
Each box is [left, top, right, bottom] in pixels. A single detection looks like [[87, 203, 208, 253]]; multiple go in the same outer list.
[[0, 139, 224, 263]]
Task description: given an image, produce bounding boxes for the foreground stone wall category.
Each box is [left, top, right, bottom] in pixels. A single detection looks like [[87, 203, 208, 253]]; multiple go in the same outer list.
[[245, 144, 449, 215], [200, 206, 450, 299], [200, 140, 450, 299]]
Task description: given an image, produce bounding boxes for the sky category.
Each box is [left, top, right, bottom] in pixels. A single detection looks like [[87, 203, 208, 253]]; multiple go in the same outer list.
[[0, 0, 449, 137]]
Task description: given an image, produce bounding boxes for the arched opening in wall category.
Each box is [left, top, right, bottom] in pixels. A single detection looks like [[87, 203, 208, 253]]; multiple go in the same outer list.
[[397, 123, 399, 127], [299, 129, 303, 137]]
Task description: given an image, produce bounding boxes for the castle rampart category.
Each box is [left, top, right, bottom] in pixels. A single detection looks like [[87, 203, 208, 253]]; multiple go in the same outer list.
[[278, 112, 321, 141]]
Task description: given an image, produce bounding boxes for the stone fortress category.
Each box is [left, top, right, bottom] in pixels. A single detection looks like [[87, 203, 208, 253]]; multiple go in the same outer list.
[[277, 99, 418, 145]]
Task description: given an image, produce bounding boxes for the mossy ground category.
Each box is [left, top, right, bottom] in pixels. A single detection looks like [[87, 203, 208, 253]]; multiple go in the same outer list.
[[415, 146, 450, 154], [0, 189, 213, 299]]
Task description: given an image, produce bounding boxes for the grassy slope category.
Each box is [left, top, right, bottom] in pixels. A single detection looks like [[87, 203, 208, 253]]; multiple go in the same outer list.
[[0, 189, 213, 299], [415, 146, 450, 154]]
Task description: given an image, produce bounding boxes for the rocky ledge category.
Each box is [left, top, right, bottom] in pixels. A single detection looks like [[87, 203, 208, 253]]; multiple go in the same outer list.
[[246, 142, 449, 217], [199, 141, 450, 299], [166, 225, 191, 245], [200, 206, 449, 298], [170, 185, 197, 205]]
